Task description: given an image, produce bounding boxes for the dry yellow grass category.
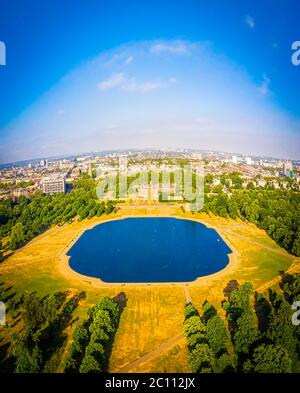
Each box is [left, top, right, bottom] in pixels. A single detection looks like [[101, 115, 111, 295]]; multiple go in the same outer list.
[[131, 341, 190, 373], [0, 204, 298, 372]]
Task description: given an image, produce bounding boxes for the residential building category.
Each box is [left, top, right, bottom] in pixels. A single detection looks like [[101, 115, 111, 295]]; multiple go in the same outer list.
[[283, 161, 293, 178], [42, 176, 66, 194]]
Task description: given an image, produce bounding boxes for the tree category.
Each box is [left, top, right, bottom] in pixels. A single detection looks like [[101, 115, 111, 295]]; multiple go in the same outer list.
[[184, 304, 199, 320], [251, 344, 292, 373], [93, 297, 119, 326], [216, 353, 234, 373], [187, 333, 206, 349], [223, 280, 239, 299], [10, 222, 25, 249], [233, 310, 259, 355], [90, 326, 109, 344], [22, 292, 46, 331], [290, 274, 300, 300], [202, 302, 217, 322], [267, 299, 297, 363], [85, 342, 105, 367], [226, 282, 254, 328], [292, 233, 300, 257], [90, 309, 115, 335], [206, 314, 229, 355], [254, 293, 272, 333], [73, 325, 89, 347], [13, 339, 42, 373], [212, 184, 223, 194], [105, 201, 115, 214], [184, 316, 206, 338], [79, 354, 102, 373], [189, 343, 215, 373], [229, 282, 253, 311]]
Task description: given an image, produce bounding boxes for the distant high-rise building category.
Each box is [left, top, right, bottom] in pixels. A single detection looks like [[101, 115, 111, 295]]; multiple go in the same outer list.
[[192, 152, 202, 160], [232, 155, 238, 164], [283, 161, 293, 178], [119, 155, 128, 174], [246, 157, 252, 165], [42, 176, 65, 194], [40, 159, 46, 167], [88, 162, 93, 177]]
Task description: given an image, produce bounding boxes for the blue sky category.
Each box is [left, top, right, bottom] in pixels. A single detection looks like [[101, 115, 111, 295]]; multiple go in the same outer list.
[[0, 0, 300, 163]]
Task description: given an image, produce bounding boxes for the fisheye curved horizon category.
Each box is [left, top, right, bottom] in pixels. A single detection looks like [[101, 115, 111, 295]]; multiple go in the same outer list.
[[1, 39, 299, 163]]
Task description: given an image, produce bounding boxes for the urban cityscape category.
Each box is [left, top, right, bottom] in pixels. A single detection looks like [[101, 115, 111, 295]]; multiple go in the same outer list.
[[0, 149, 299, 201], [1, 0, 300, 386]]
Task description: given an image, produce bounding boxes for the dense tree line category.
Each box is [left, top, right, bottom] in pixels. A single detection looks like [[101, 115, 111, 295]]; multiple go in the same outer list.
[[184, 276, 300, 373], [201, 189, 300, 256], [10, 291, 83, 373], [183, 303, 233, 372], [0, 180, 34, 190], [0, 176, 116, 251], [64, 296, 120, 373]]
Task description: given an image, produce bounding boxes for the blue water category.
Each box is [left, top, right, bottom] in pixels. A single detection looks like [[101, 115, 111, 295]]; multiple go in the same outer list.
[[68, 217, 232, 283]]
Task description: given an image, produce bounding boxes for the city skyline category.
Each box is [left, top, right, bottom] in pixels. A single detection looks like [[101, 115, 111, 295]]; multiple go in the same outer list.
[[0, 146, 299, 168]]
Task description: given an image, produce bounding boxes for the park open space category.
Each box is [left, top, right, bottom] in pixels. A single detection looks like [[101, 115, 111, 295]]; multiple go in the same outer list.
[[0, 204, 299, 372]]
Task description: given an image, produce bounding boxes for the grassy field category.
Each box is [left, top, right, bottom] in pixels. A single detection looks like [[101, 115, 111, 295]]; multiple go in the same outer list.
[[0, 204, 298, 372]]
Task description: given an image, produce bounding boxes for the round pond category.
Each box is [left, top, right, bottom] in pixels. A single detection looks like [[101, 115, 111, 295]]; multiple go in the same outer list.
[[67, 217, 232, 283]]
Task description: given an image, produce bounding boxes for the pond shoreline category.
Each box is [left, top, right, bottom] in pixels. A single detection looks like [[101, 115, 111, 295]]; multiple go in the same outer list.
[[58, 213, 240, 287]]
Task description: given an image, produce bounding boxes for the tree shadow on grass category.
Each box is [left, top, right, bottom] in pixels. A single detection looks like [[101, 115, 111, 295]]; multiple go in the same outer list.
[[278, 270, 296, 301], [113, 291, 128, 315], [0, 251, 14, 262], [202, 300, 217, 323], [279, 270, 295, 286], [2, 291, 17, 304], [254, 292, 272, 333], [0, 342, 15, 373], [39, 290, 86, 372], [105, 291, 128, 371]]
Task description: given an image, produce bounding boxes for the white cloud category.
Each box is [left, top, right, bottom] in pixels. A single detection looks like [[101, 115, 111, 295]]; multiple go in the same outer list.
[[150, 41, 190, 55], [98, 73, 176, 93], [97, 72, 125, 90], [124, 56, 133, 65], [105, 54, 133, 67], [257, 74, 271, 95], [168, 77, 177, 84], [123, 80, 162, 93], [245, 15, 255, 29]]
